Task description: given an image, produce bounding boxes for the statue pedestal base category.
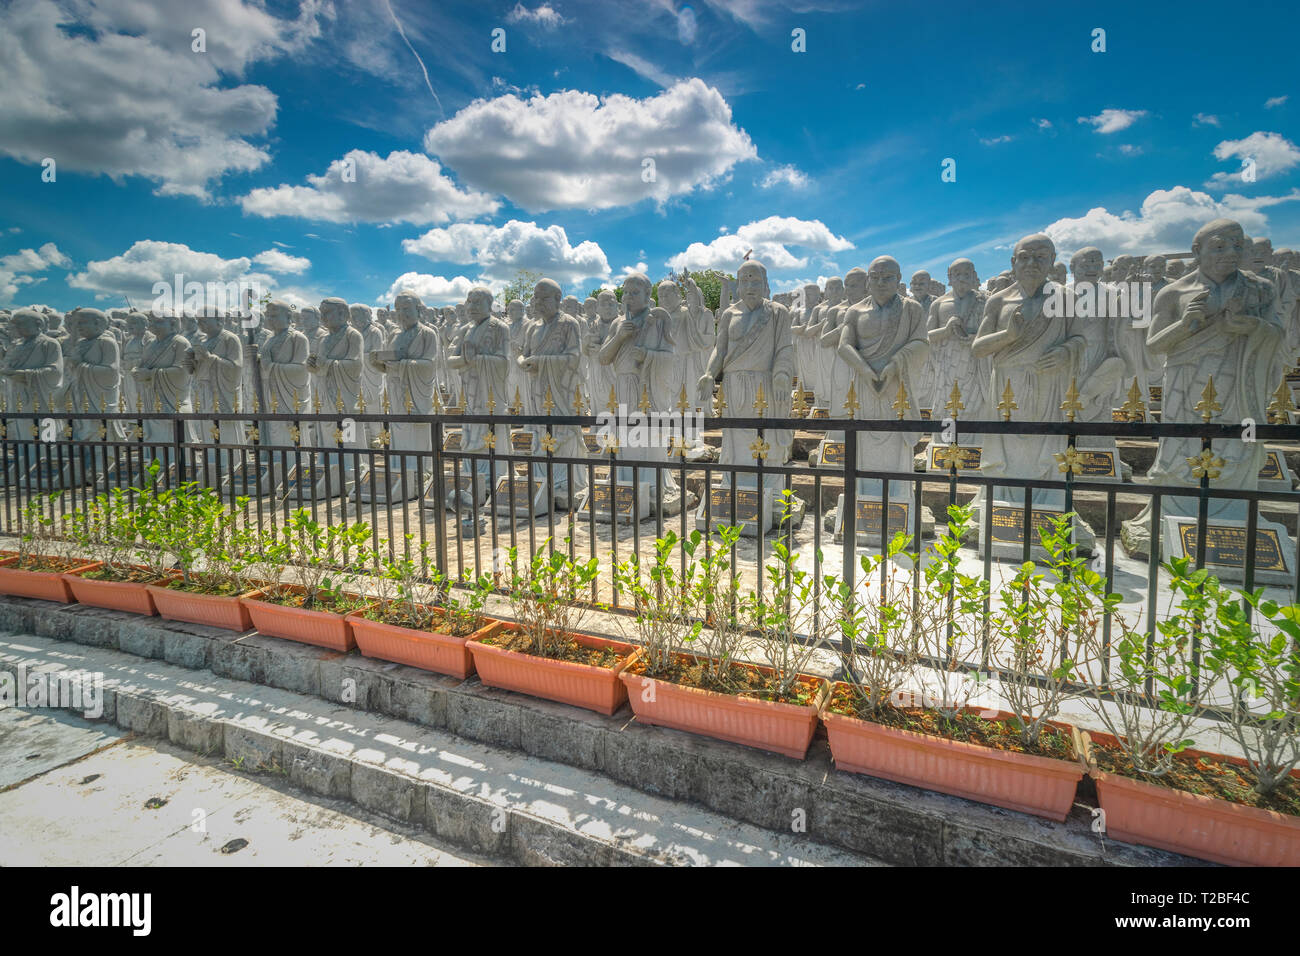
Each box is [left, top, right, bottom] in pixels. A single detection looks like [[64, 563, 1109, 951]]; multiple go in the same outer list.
[[974, 490, 1096, 561], [808, 438, 846, 470], [1156, 515, 1296, 587], [694, 481, 803, 537], [580, 480, 654, 524], [355, 463, 429, 504], [922, 441, 983, 476], [1258, 448, 1297, 493], [279, 460, 363, 502], [1073, 436, 1131, 482], [491, 474, 550, 517], [833, 490, 933, 548]]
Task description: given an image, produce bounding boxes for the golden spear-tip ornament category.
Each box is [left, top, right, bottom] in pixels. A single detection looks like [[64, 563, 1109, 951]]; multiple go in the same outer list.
[[753, 383, 768, 415], [997, 379, 1017, 421], [1120, 378, 1146, 422], [843, 381, 860, 416], [713, 383, 727, 417], [606, 386, 618, 415], [357, 389, 367, 414], [543, 386, 555, 416], [1196, 376, 1222, 423], [677, 385, 690, 415], [892, 380, 909, 419], [1060, 378, 1083, 423], [639, 386, 651, 414], [944, 380, 964, 419], [486, 386, 496, 415], [512, 387, 524, 415], [1267, 378, 1295, 422], [404, 388, 413, 414], [574, 384, 587, 416]]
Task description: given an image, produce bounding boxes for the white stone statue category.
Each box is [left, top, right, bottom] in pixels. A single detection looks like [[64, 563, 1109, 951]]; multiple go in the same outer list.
[[133, 313, 192, 468], [371, 291, 439, 494], [837, 257, 929, 496], [585, 292, 617, 413], [447, 286, 509, 496], [186, 313, 244, 461], [926, 258, 990, 418], [972, 234, 1084, 511], [519, 277, 589, 506], [351, 303, 387, 444], [120, 312, 153, 412], [815, 269, 864, 438], [909, 270, 940, 413], [258, 300, 311, 456], [698, 259, 795, 476], [0, 308, 62, 416]]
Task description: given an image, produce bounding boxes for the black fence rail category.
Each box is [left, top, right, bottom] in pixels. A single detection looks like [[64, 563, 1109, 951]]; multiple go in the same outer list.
[[2, 406, 1299, 716]]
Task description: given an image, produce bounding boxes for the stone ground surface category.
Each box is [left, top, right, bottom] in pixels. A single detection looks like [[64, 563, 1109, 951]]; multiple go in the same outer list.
[[0, 707, 491, 866], [0, 630, 887, 867]]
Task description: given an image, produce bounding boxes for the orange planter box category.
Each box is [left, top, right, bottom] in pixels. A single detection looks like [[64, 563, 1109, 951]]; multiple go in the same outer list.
[[822, 690, 1083, 821], [467, 628, 637, 715], [0, 556, 100, 603], [241, 586, 372, 652], [620, 661, 828, 759], [147, 574, 264, 632], [349, 606, 498, 678], [63, 565, 167, 615], [1078, 730, 1300, 866]]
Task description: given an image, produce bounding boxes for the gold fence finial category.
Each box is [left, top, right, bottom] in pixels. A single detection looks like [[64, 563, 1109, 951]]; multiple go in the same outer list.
[[357, 389, 367, 414], [573, 383, 586, 416], [543, 386, 555, 416], [1120, 378, 1146, 422], [1196, 375, 1222, 423], [487, 386, 496, 415], [513, 386, 524, 415], [753, 383, 768, 415], [997, 379, 1017, 422], [713, 383, 727, 417], [1060, 378, 1083, 422], [606, 385, 618, 414], [944, 380, 964, 419], [892, 380, 909, 419], [1268, 377, 1295, 422], [639, 385, 651, 414], [843, 380, 860, 416]]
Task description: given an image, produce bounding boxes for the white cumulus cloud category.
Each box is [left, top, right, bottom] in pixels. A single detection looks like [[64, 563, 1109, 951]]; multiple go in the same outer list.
[[253, 249, 311, 274], [1077, 109, 1148, 134], [423, 79, 758, 211], [240, 150, 499, 225], [1207, 131, 1300, 187], [759, 165, 811, 188], [0, 242, 72, 304], [665, 216, 853, 273], [402, 220, 611, 287], [505, 3, 565, 27], [0, 0, 325, 199], [1041, 185, 1300, 259], [67, 240, 274, 304], [377, 273, 479, 307]]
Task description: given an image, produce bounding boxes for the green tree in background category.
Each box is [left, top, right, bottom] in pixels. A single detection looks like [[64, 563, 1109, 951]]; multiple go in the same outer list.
[[501, 269, 544, 305]]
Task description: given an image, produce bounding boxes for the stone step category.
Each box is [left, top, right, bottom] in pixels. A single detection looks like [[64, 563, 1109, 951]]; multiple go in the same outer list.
[[0, 597, 1197, 866], [0, 626, 877, 867]]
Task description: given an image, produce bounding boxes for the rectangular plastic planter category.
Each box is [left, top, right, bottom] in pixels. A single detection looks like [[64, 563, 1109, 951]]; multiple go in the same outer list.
[[241, 586, 373, 652], [146, 574, 264, 632], [1078, 730, 1300, 866], [619, 660, 829, 759], [466, 628, 638, 715], [63, 565, 166, 615], [348, 606, 499, 678], [822, 690, 1083, 821], [0, 556, 100, 603]]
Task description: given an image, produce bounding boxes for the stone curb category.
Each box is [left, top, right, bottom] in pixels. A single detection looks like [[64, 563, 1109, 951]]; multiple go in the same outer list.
[[0, 597, 1204, 866]]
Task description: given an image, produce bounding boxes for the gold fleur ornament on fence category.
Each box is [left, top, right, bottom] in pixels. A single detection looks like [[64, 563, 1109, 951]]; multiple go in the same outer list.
[[1054, 445, 1083, 475], [1186, 448, 1225, 481]]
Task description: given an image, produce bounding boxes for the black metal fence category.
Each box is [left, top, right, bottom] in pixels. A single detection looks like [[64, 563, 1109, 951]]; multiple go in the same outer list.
[[2, 404, 1299, 711]]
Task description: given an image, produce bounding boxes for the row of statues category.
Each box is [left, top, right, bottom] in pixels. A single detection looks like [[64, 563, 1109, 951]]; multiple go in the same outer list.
[[1, 217, 1297, 573]]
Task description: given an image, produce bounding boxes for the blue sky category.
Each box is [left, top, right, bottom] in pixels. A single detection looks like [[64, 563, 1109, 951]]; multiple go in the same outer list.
[[1, 0, 1297, 313]]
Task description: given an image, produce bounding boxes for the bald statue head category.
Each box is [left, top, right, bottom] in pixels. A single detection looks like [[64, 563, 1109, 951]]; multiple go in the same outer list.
[[910, 270, 931, 299], [843, 267, 868, 303], [11, 308, 44, 340], [393, 291, 424, 329], [69, 307, 108, 339], [657, 280, 681, 312], [735, 260, 770, 311], [866, 256, 902, 305], [1070, 246, 1104, 284], [533, 278, 562, 320], [1192, 218, 1245, 284], [1165, 259, 1186, 279], [1141, 255, 1167, 284], [264, 299, 293, 332], [948, 258, 978, 297], [466, 286, 493, 321], [1012, 234, 1055, 293]]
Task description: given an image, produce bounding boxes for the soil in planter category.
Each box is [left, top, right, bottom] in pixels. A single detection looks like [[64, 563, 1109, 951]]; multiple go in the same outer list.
[[361, 605, 483, 636], [160, 578, 247, 597], [480, 629, 623, 668], [826, 685, 1075, 762], [78, 566, 159, 584], [1090, 737, 1300, 818], [258, 587, 371, 615], [7, 556, 88, 573], [625, 654, 822, 707]]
